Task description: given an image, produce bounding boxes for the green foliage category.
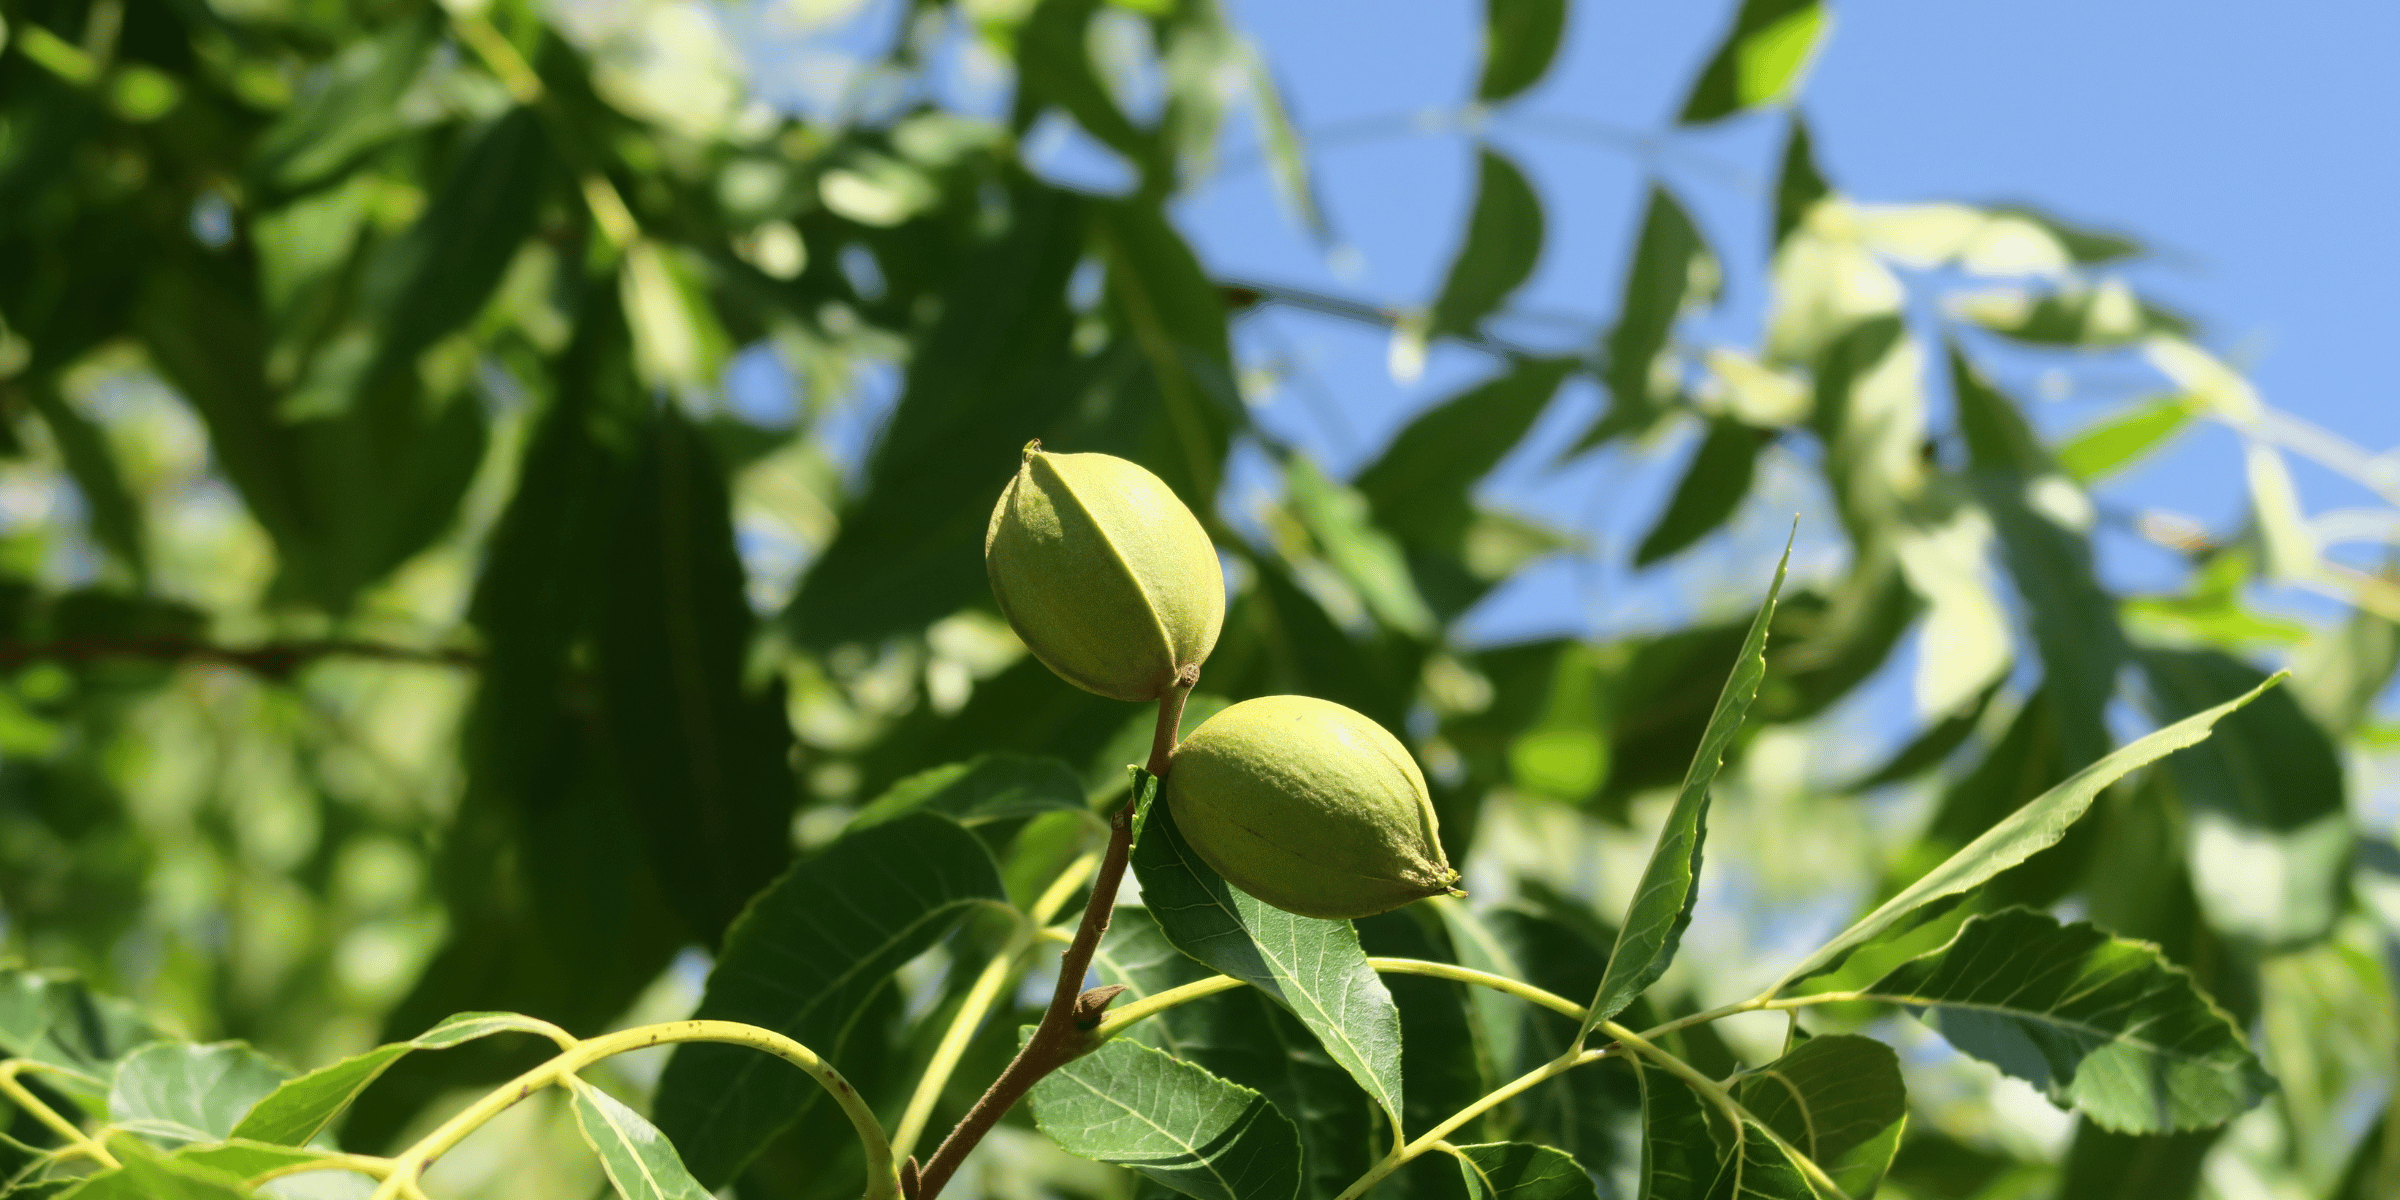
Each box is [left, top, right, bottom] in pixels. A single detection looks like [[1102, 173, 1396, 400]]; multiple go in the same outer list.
[[0, 1, 2392, 1199]]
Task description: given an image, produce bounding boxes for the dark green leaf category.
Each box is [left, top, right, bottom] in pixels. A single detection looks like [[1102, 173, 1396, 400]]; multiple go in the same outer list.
[[1987, 205, 2142, 265], [1451, 1142, 1596, 1200], [1863, 908, 2273, 1133], [1732, 1034, 1906, 1197], [1678, 0, 1829, 124], [1954, 283, 2189, 349], [1772, 115, 1830, 249], [1635, 419, 1765, 566], [1585, 186, 1715, 448], [2052, 1121, 2218, 1200], [1358, 909, 1485, 1140], [1131, 797, 1407, 1133], [568, 1078, 715, 1200], [654, 812, 1007, 1186], [1355, 358, 1578, 550], [1018, 0, 1163, 186], [105, 1043, 289, 1147], [2331, 1095, 2398, 1200], [1475, 0, 1569, 103], [1631, 1056, 1716, 1200], [1030, 1033, 1304, 1200], [2137, 648, 2350, 947], [1584, 535, 1791, 1031], [2054, 395, 2202, 484], [599, 408, 798, 939], [786, 182, 1089, 649], [1429, 150, 1545, 341], [1782, 674, 2280, 984]]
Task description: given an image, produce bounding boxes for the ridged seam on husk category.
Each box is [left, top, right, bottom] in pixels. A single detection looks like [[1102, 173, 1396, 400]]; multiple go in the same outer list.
[[1033, 452, 1185, 687]]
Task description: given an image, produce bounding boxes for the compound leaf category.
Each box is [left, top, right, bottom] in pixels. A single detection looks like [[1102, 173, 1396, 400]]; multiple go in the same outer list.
[[1862, 908, 2274, 1133]]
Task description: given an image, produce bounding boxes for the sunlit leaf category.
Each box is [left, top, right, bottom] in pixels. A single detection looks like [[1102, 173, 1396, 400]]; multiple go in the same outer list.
[[1282, 456, 1437, 637], [1783, 674, 2280, 984], [44, 1136, 253, 1199], [1583, 535, 1792, 1032], [2054, 394, 2203, 483], [1863, 908, 2274, 1133], [1679, 0, 1830, 124], [848, 754, 1089, 831], [229, 1012, 556, 1147], [568, 1078, 715, 1200]]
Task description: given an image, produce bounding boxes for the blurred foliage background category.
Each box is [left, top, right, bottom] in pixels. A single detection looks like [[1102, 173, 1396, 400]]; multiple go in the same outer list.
[[0, 0, 2395, 1196]]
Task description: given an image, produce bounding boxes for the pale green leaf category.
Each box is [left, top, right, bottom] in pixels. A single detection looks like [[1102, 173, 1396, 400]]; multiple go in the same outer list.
[[227, 1010, 555, 1146], [2055, 394, 2203, 484], [568, 1078, 714, 1200]]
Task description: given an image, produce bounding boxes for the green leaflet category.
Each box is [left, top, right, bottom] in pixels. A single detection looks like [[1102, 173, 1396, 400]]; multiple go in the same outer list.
[[1779, 672, 2281, 985], [1731, 1035, 1905, 1198], [105, 1043, 289, 1148], [1635, 418, 1767, 566], [1678, 0, 1830, 124], [1474, 0, 1570, 102], [1863, 908, 2274, 1133], [568, 1078, 715, 1200], [1095, 909, 1375, 1200], [1584, 186, 1716, 448], [1283, 455, 1438, 637], [652, 812, 1007, 1186], [36, 1137, 252, 1199], [1429, 150, 1546, 342], [1131, 792, 1407, 1137], [1354, 357, 1578, 551], [2055, 395, 2202, 483], [229, 1012, 561, 1147], [1451, 1141, 1597, 1200], [1583, 533, 1792, 1034], [1030, 1034, 1304, 1200]]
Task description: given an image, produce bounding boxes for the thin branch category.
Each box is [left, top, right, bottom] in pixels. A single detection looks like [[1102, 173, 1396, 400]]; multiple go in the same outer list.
[[912, 671, 1198, 1200]]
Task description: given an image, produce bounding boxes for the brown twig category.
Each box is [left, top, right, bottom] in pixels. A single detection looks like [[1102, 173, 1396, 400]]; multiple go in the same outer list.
[[910, 668, 1198, 1200], [0, 638, 479, 679]]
